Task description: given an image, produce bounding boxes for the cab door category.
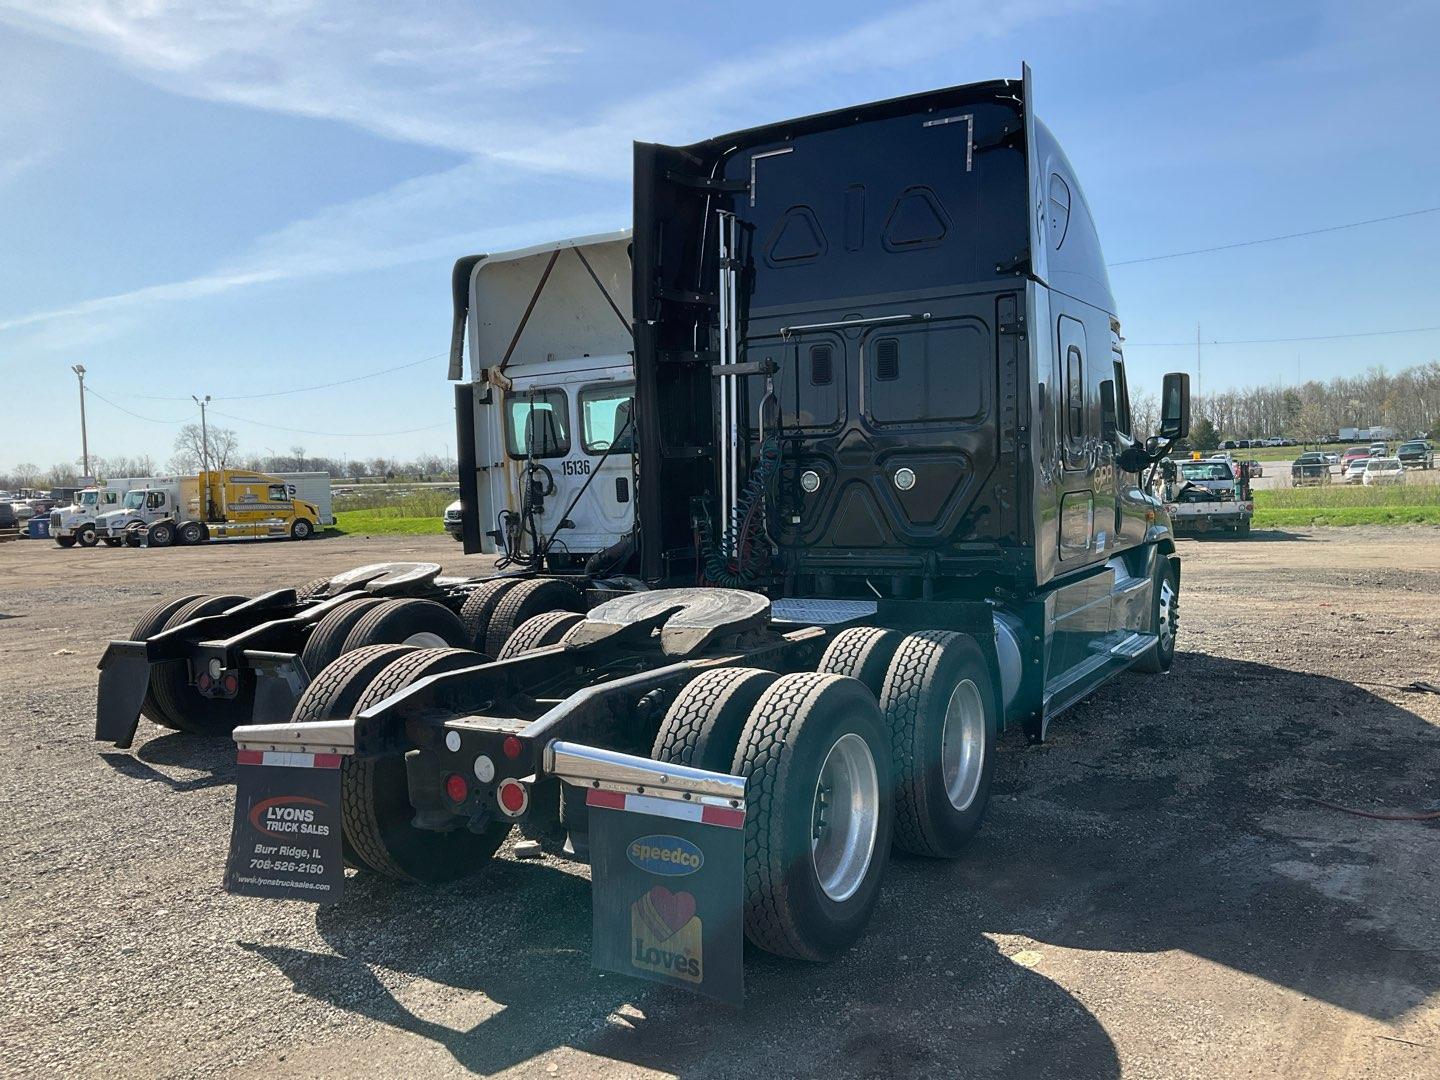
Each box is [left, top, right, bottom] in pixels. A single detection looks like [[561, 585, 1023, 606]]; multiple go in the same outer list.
[[574, 381, 636, 545], [1056, 314, 1095, 562]]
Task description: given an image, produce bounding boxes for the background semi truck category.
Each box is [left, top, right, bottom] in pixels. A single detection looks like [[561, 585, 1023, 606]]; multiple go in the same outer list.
[[52, 471, 331, 548], [96, 469, 322, 546], [99, 68, 1192, 1000]]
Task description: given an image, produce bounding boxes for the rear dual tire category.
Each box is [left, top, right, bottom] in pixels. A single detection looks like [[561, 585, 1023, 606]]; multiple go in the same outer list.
[[147, 594, 253, 735], [651, 669, 894, 962], [341, 648, 511, 882]]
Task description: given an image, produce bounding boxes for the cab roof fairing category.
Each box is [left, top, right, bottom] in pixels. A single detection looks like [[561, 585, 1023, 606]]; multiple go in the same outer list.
[[637, 66, 1115, 319], [448, 230, 633, 382]]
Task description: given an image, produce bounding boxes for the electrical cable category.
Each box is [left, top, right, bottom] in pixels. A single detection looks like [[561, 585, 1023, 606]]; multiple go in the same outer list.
[[82, 385, 189, 425], [207, 408, 449, 438], [1108, 206, 1440, 267], [122, 352, 448, 402]]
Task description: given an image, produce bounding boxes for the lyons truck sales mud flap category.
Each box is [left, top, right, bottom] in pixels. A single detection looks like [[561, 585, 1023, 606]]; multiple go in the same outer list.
[[222, 726, 749, 1004]]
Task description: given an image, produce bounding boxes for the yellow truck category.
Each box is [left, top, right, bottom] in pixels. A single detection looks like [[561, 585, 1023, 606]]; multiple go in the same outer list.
[[97, 469, 321, 546]]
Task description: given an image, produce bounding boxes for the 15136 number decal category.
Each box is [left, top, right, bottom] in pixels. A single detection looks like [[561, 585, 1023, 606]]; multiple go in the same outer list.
[[561, 459, 592, 476]]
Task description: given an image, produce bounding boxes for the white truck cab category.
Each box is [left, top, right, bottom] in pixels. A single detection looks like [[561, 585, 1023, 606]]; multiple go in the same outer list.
[[452, 231, 637, 566], [51, 485, 126, 547], [98, 483, 182, 540]]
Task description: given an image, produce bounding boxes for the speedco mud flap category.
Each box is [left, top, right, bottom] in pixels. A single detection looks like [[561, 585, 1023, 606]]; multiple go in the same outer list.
[[223, 720, 352, 903], [547, 741, 747, 1006]]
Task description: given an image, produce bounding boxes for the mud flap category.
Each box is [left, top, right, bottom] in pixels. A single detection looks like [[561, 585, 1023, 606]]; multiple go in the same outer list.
[[587, 790, 745, 1005], [95, 641, 150, 749], [246, 651, 310, 724], [224, 749, 344, 903]]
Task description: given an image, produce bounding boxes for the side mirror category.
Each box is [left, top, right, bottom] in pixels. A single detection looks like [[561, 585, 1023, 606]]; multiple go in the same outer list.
[[1099, 380, 1118, 442], [1159, 372, 1190, 440]]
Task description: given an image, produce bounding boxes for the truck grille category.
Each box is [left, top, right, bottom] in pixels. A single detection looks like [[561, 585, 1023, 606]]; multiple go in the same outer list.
[[50, 512, 61, 527]]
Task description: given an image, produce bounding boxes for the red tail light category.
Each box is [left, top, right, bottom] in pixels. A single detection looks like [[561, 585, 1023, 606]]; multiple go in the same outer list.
[[444, 773, 469, 804], [497, 779, 528, 816], [502, 736, 523, 760], [222, 673, 240, 694]]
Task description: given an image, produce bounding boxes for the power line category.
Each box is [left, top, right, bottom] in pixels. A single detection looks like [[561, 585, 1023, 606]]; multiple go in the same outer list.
[[207, 407, 450, 439], [1125, 324, 1440, 347], [84, 385, 189, 424], [1108, 205, 1440, 268], [125, 351, 448, 401]]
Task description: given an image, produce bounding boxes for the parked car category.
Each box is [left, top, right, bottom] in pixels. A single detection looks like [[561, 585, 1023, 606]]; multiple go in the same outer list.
[[1343, 459, 1369, 484], [1362, 457, 1405, 486], [1179, 458, 1238, 495], [1323, 452, 1340, 465], [1220, 439, 1237, 450], [1369, 442, 1388, 457], [1244, 459, 1264, 477], [1290, 452, 1331, 485], [1340, 447, 1371, 474], [1397, 440, 1434, 470]]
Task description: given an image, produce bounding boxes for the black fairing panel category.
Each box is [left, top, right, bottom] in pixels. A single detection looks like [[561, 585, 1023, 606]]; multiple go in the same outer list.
[[634, 78, 1032, 588]]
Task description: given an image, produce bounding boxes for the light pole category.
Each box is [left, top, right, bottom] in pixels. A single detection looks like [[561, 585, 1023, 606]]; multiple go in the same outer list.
[[193, 394, 213, 517], [72, 365, 90, 480]]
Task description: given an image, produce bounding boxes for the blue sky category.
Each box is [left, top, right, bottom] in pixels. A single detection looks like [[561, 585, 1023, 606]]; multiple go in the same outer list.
[[1, 0, 1437, 472]]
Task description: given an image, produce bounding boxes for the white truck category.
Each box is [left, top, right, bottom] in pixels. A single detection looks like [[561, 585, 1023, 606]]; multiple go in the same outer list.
[[51, 480, 142, 547], [450, 231, 638, 568]]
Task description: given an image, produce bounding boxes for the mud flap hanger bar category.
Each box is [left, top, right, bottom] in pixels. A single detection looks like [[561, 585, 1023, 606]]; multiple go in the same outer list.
[[545, 740, 746, 812]]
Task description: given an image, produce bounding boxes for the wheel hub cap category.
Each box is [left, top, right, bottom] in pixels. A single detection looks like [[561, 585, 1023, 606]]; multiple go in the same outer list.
[[940, 679, 985, 812], [811, 732, 880, 902], [403, 631, 450, 648]]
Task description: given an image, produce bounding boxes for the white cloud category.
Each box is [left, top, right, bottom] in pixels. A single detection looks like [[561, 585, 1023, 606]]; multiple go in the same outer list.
[[0, 0, 586, 155], [0, 0, 1099, 342]]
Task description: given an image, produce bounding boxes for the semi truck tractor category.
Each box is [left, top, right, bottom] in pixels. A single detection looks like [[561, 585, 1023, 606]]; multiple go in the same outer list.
[[98, 67, 1190, 1002]]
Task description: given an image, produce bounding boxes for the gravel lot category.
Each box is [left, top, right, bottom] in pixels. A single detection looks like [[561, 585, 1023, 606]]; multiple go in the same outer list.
[[2, 529, 1438, 1079]]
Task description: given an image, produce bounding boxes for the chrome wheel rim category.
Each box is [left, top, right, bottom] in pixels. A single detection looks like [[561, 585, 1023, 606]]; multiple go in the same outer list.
[[940, 679, 986, 811], [1157, 578, 1177, 651], [811, 732, 880, 903], [403, 631, 449, 648]]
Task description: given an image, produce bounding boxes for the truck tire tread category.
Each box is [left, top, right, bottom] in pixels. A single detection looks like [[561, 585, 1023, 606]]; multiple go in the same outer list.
[[653, 667, 779, 773], [496, 610, 585, 659], [342, 598, 468, 654], [151, 594, 252, 736], [484, 579, 584, 659], [817, 627, 904, 698], [299, 597, 387, 678], [343, 648, 510, 882], [458, 579, 523, 651], [289, 643, 421, 871], [733, 672, 893, 961], [133, 594, 207, 730], [880, 631, 996, 858]]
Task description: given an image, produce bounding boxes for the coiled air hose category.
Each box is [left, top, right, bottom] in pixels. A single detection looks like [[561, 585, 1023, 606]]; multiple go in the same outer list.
[[700, 435, 781, 587]]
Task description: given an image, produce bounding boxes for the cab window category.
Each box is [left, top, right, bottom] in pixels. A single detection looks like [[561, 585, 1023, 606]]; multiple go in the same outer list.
[[578, 383, 636, 455], [505, 389, 570, 459], [146, 491, 167, 509], [267, 485, 289, 503]]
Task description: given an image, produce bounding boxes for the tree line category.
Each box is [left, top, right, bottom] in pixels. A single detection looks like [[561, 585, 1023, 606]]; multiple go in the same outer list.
[[2, 423, 456, 491]]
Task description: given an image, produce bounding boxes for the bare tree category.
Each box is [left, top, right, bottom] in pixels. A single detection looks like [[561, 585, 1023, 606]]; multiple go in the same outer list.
[[170, 423, 241, 472]]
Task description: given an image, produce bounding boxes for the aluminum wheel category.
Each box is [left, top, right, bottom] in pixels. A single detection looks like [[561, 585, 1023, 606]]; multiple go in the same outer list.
[[811, 732, 880, 903], [402, 631, 450, 648], [1157, 578, 1177, 651], [940, 678, 986, 812]]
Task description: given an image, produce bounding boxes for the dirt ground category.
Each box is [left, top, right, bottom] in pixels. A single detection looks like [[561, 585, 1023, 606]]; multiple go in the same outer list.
[[1, 528, 1438, 1079]]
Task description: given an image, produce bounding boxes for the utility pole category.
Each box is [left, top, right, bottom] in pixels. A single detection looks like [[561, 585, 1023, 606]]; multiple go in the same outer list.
[[193, 394, 213, 518], [72, 365, 90, 480], [1195, 324, 1203, 407]]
